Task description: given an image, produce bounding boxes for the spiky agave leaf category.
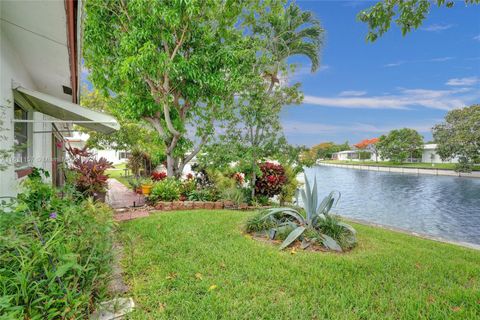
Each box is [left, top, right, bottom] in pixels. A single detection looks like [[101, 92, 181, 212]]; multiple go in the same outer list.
[[309, 177, 318, 222], [262, 207, 305, 225], [320, 234, 343, 252], [279, 226, 306, 250]]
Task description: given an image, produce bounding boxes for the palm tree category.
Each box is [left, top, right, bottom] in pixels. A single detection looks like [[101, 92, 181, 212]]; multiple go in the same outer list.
[[243, 3, 324, 199], [253, 3, 324, 89]]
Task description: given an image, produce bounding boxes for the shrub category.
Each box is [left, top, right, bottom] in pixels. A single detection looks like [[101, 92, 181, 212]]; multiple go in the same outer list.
[[255, 162, 287, 198], [221, 187, 246, 205], [66, 145, 113, 197], [279, 164, 300, 205], [151, 171, 167, 181], [187, 188, 219, 202], [0, 172, 114, 318], [245, 174, 356, 252], [149, 178, 181, 202]]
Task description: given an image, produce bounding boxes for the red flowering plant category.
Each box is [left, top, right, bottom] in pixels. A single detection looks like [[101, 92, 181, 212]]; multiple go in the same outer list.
[[151, 171, 167, 181], [66, 144, 113, 197], [255, 162, 287, 198]]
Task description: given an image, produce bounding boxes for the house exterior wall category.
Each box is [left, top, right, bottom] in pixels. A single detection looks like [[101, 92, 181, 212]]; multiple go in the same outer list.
[[0, 29, 55, 197]]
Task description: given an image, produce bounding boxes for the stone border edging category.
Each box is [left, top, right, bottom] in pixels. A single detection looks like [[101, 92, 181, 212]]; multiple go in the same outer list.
[[317, 162, 480, 178]]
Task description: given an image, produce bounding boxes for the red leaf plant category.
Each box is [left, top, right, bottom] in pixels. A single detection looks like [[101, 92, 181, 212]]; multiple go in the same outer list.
[[255, 162, 287, 198], [66, 144, 113, 196], [151, 171, 167, 181]]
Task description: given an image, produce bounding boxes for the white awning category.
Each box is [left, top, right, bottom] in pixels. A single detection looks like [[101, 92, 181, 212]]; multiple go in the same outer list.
[[13, 86, 119, 134]]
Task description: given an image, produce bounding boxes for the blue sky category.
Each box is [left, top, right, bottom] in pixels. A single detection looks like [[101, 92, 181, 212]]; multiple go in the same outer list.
[[81, 1, 480, 147], [283, 0, 480, 146]]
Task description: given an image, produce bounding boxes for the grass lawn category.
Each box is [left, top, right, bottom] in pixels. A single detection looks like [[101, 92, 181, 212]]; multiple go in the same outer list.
[[321, 160, 480, 171], [106, 163, 130, 187], [119, 210, 480, 319]]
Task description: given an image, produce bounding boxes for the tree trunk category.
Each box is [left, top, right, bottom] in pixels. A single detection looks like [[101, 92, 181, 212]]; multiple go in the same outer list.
[[250, 156, 256, 200], [166, 152, 175, 177]]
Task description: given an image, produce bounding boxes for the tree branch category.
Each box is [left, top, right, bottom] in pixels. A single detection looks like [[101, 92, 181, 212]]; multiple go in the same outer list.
[[170, 26, 187, 61]]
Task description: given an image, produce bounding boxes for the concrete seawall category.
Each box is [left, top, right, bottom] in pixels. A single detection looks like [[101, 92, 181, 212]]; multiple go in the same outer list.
[[317, 163, 480, 178]]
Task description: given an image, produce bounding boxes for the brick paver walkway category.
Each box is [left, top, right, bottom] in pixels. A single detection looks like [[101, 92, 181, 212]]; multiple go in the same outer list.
[[107, 178, 145, 209]]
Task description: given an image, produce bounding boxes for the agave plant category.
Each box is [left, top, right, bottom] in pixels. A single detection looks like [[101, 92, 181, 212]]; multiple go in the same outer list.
[[250, 174, 356, 252]]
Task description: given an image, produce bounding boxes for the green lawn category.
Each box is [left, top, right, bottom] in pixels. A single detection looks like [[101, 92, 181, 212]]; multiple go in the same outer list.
[[106, 163, 130, 187], [320, 160, 480, 171], [119, 210, 480, 319]]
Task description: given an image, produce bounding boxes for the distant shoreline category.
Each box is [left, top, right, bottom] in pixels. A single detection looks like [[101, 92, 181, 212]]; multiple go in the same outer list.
[[315, 162, 480, 178]]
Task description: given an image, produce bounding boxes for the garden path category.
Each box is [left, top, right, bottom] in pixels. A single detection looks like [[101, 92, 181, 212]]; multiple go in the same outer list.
[[107, 178, 145, 209]]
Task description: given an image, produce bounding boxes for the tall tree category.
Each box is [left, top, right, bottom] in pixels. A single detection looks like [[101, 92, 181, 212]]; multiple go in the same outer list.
[[433, 104, 480, 172], [211, 2, 324, 198], [83, 0, 256, 177], [377, 128, 424, 163], [358, 0, 480, 42]]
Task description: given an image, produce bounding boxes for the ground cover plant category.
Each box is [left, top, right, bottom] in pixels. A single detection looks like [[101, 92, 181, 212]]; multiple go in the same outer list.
[[119, 210, 480, 319], [247, 175, 356, 251], [0, 171, 114, 319]]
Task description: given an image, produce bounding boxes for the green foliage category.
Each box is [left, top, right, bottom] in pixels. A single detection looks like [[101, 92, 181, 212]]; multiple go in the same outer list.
[[302, 141, 350, 163], [187, 188, 219, 202], [279, 164, 299, 205], [83, 0, 257, 177], [433, 104, 480, 172], [358, 0, 480, 42], [221, 187, 246, 206], [245, 174, 356, 251], [149, 178, 181, 202], [377, 128, 424, 163], [0, 174, 114, 319]]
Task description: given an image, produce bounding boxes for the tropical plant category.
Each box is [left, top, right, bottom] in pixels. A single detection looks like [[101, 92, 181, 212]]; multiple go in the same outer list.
[[187, 188, 219, 202], [66, 145, 113, 197], [0, 172, 113, 318], [221, 187, 246, 206], [246, 174, 356, 252], [255, 162, 287, 198], [149, 178, 181, 202], [151, 171, 167, 181]]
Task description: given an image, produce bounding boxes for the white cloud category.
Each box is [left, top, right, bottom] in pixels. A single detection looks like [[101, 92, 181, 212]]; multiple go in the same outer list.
[[473, 34, 480, 41], [303, 86, 477, 111], [319, 65, 330, 72], [384, 61, 404, 67], [445, 77, 479, 86], [282, 121, 435, 136], [421, 24, 453, 32], [429, 56, 453, 62], [339, 90, 367, 97], [384, 57, 454, 67]]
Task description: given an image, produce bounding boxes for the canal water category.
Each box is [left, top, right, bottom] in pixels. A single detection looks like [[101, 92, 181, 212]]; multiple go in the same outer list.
[[304, 166, 480, 245]]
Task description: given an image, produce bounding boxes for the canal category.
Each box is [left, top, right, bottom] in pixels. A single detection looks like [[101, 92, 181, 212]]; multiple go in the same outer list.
[[305, 166, 480, 245]]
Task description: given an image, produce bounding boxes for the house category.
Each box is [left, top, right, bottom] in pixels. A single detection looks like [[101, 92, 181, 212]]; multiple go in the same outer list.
[[331, 150, 376, 161], [0, 0, 119, 197], [422, 144, 458, 164], [65, 133, 129, 165]]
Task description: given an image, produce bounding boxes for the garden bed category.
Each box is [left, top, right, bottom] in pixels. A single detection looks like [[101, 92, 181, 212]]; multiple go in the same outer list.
[[119, 210, 480, 319]]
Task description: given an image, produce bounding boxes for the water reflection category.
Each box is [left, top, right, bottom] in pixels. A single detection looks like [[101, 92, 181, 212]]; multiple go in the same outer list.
[[304, 166, 480, 245]]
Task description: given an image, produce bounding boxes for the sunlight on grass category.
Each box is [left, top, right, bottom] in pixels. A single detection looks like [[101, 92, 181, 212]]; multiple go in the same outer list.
[[106, 163, 129, 186], [119, 210, 480, 319]]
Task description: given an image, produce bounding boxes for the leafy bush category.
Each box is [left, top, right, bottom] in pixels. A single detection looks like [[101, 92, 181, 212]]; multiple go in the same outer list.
[[245, 174, 356, 252], [221, 187, 246, 205], [149, 178, 181, 202], [151, 171, 167, 181], [0, 173, 114, 318], [255, 162, 287, 197], [187, 188, 219, 202], [66, 145, 113, 196], [280, 164, 300, 205]]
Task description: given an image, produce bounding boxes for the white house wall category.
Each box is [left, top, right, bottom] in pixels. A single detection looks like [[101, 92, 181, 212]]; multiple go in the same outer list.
[[0, 29, 57, 197]]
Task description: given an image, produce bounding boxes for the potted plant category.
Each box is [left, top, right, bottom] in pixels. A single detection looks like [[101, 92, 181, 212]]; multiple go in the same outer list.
[[141, 178, 154, 196]]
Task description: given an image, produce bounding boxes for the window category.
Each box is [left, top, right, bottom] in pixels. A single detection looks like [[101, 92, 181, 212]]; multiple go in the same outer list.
[[119, 151, 130, 160], [14, 103, 29, 166]]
